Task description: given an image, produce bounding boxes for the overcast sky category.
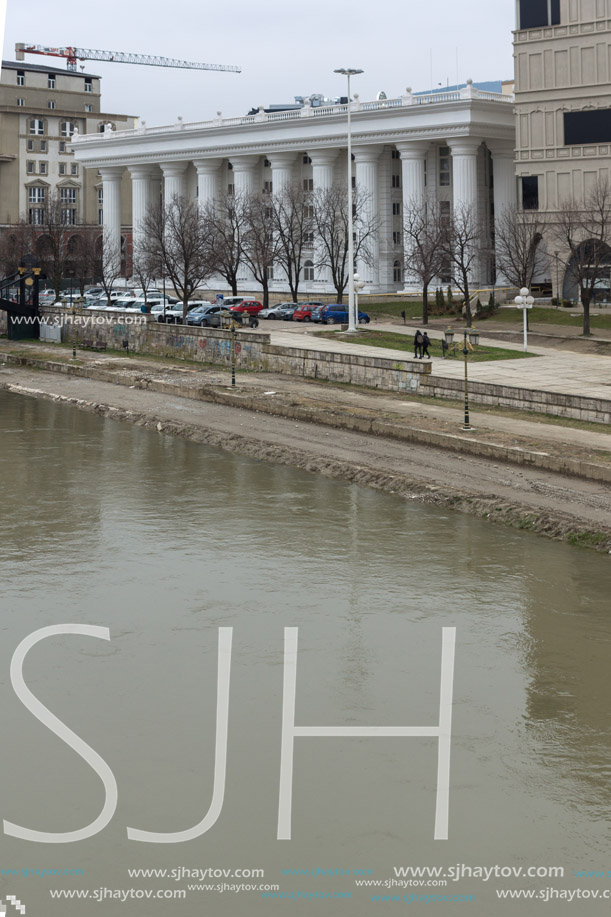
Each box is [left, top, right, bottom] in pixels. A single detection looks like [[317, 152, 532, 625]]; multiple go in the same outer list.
[[4, 0, 515, 125]]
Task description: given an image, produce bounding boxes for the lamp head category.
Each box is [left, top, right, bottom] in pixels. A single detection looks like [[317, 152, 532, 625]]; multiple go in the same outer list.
[[334, 68, 364, 76], [520, 287, 529, 297]]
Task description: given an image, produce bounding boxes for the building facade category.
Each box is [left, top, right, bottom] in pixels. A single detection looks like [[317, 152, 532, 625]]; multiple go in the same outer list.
[[514, 0, 611, 295], [0, 60, 135, 232], [71, 83, 516, 294]]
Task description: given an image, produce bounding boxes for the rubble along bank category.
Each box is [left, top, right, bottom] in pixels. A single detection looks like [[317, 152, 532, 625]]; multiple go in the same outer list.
[[1, 367, 610, 556]]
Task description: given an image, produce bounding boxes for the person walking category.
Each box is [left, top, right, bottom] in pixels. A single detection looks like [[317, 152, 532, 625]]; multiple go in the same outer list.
[[422, 331, 431, 359], [413, 329, 424, 359]]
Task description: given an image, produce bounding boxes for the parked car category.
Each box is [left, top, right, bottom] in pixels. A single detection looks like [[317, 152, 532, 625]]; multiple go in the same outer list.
[[259, 302, 295, 320], [291, 301, 325, 322], [310, 305, 328, 323], [228, 299, 264, 316], [282, 305, 298, 321], [185, 303, 222, 326], [157, 301, 200, 323], [320, 304, 370, 324]]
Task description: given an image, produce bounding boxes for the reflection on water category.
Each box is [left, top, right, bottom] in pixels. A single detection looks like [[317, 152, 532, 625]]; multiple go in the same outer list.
[[1, 389, 610, 915]]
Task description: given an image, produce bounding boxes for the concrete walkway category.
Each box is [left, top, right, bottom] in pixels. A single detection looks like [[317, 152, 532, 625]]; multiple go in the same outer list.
[[268, 325, 611, 402]]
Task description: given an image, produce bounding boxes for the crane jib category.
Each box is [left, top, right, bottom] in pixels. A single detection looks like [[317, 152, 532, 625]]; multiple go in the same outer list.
[[15, 42, 241, 73]]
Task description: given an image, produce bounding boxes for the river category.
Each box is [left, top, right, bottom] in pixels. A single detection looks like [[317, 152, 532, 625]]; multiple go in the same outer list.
[[1, 388, 610, 914]]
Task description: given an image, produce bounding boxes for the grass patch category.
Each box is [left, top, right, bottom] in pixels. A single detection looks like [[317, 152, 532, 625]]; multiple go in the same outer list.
[[316, 329, 537, 362], [363, 301, 425, 321], [566, 531, 611, 549], [494, 306, 611, 330]]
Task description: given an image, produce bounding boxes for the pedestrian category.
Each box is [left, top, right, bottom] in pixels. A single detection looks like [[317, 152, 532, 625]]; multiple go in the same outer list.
[[414, 329, 424, 358], [422, 331, 431, 359]]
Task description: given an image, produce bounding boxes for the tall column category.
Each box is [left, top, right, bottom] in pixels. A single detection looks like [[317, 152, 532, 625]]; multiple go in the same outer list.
[[353, 145, 382, 287], [161, 161, 188, 203], [193, 158, 222, 211], [449, 139, 481, 213], [310, 149, 337, 191], [309, 150, 338, 286], [488, 143, 517, 288], [128, 166, 154, 256], [267, 152, 297, 193], [99, 167, 123, 275], [396, 142, 429, 211], [229, 155, 259, 196]]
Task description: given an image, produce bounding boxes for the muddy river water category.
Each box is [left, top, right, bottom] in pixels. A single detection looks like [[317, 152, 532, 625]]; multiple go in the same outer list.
[[1, 388, 610, 915]]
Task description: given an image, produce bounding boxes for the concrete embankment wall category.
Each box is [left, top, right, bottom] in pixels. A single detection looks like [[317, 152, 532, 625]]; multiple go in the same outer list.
[[37, 307, 611, 424]]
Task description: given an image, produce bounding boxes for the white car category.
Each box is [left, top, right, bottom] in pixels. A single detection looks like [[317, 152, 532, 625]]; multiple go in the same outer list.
[[259, 302, 294, 319]]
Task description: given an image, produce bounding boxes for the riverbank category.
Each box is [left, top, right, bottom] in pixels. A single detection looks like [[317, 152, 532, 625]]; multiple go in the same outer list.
[[1, 341, 611, 554]]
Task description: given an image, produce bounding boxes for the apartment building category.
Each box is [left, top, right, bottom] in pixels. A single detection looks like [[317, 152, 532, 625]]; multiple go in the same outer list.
[[0, 60, 135, 231]]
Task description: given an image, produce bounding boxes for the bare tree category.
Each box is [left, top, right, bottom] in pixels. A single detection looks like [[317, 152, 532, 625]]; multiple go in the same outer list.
[[273, 184, 314, 302], [402, 199, 446, 325], [242, 194, 280, 308], [33, 192, 74, 299], [67, 226, 100, 296], [142, 196, 214, 321], [493, 207, 547, 292], [0, 222, 34, 277], [440, 203, 483, 326], [131, 239, 160, 311], [97, 237, 122, 306], [550, 178, 611, 336], [312, 185, 379, 303], [205, 192, 248, 296]]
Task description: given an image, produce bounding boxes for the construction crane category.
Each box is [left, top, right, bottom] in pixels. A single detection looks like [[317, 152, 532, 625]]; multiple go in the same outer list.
[[15, 43, 241, 74]]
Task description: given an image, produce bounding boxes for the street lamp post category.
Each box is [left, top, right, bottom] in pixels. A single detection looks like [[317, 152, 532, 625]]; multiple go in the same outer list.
[[334, 67, 363, 334], [353, 272, 366, 320], [554, 251, 560, 308], [444, 326, 480, 431], [514, 286, 534, 352]]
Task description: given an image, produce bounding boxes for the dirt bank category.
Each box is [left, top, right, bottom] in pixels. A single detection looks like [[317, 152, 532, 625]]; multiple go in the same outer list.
[[1, 363, 610, 555]]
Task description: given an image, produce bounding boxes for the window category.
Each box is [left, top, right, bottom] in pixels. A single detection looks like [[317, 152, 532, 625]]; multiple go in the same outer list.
[[29, 119, 44, 135], [17, 70, 24, 86], [29, 209, 44, 225], [263, 180, 272, 193], [27, 139, 34, 151], [264, 158, 271, 167], [393, 231, 402, 245], [393, 260, 403, 282], [85, 78, 93, 92], [40, 140, 47, 152], [391, 149, 400, 159], [39, 162, 47, 175], [98, 188, 103, 205], [98, 209, 104, 226], [28, 187, 46, 204], [48, 75, 55, 88], [391, 174, 401, 188], [303, 178, 313, 191], [303, 260, 315, 281], [392, 202, 401, 216], [564, 109, 611, 146], [267, 266, 274, 280], [439, 200, 451, 223], [59, 163, 67, 175], [71, 164, 78, 175], [26, 161, 35, 174], [60, 121, 77, 137], [439, 147, 451, 186], [48, 100, 56, 109], [227, 183, 234, 195], [227, 162, 233, 170], [518, 0, 559, 28], [17, 98, 24, 107], [59, 141, 66, 152], [303, 154, 312, 164], [521, 176, 539, 210], [61, 209, 76, 225], [304, 231, 314, 244], [60, 187, 77, 204], [85, 104, 93, 112]]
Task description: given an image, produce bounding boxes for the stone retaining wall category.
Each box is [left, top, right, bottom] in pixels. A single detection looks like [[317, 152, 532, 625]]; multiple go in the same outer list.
[[36, 307, 611, 423]]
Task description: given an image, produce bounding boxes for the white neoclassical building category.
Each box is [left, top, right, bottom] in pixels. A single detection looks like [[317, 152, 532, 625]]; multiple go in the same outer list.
[[71, 82, 516, 294]]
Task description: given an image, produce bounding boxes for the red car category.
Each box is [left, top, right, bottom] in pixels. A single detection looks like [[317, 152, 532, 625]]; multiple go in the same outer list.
[[292, 301, 325, 322], [228, 298, 264, 316]]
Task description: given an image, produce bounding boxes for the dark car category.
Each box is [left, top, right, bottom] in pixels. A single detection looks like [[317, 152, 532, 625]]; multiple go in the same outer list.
[[320, 305, 370, 325], [310, 305, 328, 323], [291, 301, 326, 322]]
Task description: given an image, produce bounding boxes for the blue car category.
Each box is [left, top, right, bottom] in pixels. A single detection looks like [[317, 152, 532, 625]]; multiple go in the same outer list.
[[320, 305, 370, 325]]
